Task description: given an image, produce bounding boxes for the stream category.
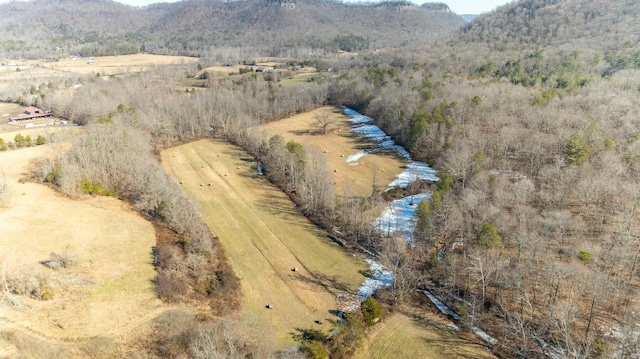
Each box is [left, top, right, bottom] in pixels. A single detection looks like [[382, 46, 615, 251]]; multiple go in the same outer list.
[[345, 107, 498, 348]]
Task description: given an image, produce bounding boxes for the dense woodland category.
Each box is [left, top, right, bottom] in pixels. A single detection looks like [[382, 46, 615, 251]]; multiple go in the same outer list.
[[2, 0, 640, 357]]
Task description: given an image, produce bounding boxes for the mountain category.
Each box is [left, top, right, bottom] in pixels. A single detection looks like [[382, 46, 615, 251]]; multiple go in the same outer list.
[[0, 0, 465, 58], [458, 0, 640, 51]]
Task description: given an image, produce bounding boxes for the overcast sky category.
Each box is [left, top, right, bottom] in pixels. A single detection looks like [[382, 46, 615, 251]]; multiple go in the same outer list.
[[443, 0, 512, 14], [0, 0, 513, 15]]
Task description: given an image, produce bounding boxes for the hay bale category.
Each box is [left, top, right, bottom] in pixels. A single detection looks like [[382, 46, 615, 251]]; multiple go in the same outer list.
[[334, 169, 338, 172], [208, 183, 212, 186], [266, 304, 273, 309], [292, 267, 298, 272], [179, 181, 184, 184], [200, 183, 204, 187]]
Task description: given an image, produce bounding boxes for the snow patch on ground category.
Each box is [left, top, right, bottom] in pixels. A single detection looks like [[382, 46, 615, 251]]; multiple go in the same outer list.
[[422, 290, 497, 346], [537, 339, 565, 359], [388, 162, 438, 189], [446, 322, 461, 332], [357, 258, 393, 299], [422, 290, 461, 321], [347, 151, 367, 163], [472, 327, 497, 346], [344, 107, 372, 125], [374, 193, 431, 240]]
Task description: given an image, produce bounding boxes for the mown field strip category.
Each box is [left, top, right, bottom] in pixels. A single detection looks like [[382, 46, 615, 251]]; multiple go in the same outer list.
[[162, 139, 368, 348], [354, 309, 495, 359]]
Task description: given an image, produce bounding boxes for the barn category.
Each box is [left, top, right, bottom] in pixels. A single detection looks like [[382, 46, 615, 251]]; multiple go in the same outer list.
[[8, 106, 53, 123]]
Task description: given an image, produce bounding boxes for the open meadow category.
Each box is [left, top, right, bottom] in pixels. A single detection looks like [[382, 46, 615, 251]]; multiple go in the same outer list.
[[0, 145, 171, 357], [38, 53, 199, 76], [162, 139, 369, 348]]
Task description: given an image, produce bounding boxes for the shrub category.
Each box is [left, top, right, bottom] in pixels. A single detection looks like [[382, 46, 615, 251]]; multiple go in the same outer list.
[[155, 271, 187, 302], [361, 296, 382, 326], [13, 133, 26, 148], [45, 163, 61, 184], [565, 131, 591, 165], [478, 223, 502, 247], [577, 249, 593, 265], [81, 179, 115, 196], [303, 340, 329, 359], [32, 280, 55, 300], [35, 135, 46, 145]]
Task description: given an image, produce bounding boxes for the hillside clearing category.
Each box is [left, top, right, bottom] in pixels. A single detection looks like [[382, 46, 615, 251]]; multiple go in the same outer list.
[[162, 139, 369, 348]]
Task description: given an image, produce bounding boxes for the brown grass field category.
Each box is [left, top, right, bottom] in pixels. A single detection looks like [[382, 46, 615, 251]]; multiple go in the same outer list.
[[38, 54, 199, 76], [257, 106, 407, 198], [0, 145, 171, 357], [0, 54, 198, 81], [162, 139, 369, 348], [354, 307, 494, 359]]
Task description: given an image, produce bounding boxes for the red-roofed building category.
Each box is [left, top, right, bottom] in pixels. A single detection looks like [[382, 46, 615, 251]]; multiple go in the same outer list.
[[8, 106, 53, 123], [24, 106, 43, 115]]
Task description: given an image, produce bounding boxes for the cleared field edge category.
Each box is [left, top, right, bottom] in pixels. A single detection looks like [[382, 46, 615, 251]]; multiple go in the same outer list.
[[161, 139, 369, 348]]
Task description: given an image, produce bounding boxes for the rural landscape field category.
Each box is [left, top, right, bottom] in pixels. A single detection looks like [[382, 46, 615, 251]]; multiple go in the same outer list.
[[0, 53, 490, 357], [2, 0, 640, 358], [162, 139, 369, 348], [0, 145, 171, 357]]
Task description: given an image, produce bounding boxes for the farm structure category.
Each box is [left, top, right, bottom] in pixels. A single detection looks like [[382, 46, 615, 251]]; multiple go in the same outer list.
[[8, 106, 53, 123]]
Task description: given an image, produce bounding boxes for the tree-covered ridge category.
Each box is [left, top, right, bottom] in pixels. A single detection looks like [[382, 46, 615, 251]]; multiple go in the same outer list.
[[0, 0, 464, 58], [459, 0, 640, 51]]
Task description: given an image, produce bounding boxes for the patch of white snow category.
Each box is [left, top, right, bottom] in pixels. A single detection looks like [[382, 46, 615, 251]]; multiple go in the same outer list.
[[374, 193, 431, 240], [357, 259, 393, 298], [347, 151, 367, 163], [422, 290, 461, 321]]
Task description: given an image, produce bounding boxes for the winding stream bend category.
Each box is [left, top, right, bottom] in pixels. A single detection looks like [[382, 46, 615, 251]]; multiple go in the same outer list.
[[344, 107, 438, 241]]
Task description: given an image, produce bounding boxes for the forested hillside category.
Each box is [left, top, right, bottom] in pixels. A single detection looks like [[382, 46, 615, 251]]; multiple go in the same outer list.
[[324, 0, 640, 357], [0, 0, 463, 59], [460, 0, 640, 51]]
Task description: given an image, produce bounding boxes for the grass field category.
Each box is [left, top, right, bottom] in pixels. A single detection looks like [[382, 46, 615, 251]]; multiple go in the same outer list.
[[162, 139, 369, 348], [257, 106, 406, 198], [0, 145, 170, 357], [38, 54, 199, 76], [354, 307, 494, 359]]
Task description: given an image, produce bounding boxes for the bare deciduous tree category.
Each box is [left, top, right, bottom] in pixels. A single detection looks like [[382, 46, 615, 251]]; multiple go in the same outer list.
[[313, 110, 334, 135]]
